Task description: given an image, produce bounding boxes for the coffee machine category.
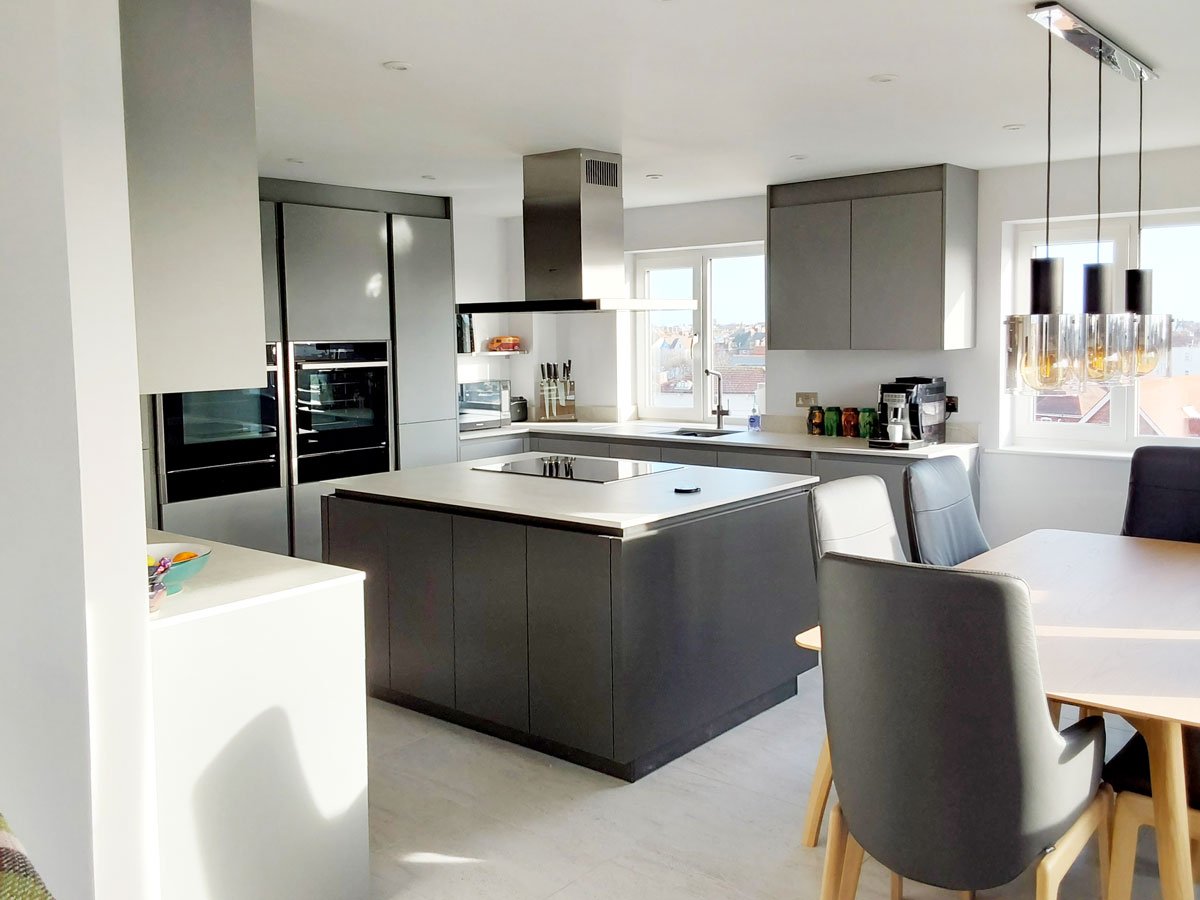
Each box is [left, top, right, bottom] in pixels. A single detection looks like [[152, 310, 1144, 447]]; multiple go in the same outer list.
[[869, 376, 947, 449]]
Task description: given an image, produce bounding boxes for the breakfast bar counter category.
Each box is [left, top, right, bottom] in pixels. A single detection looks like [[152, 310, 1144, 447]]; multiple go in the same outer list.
[[324, 455, 820, 780]]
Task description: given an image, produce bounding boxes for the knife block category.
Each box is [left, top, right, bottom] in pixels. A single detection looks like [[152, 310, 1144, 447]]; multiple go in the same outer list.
[[535, 379, 577, 422]]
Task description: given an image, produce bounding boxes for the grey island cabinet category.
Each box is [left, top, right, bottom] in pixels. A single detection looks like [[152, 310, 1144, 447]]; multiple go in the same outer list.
[[323, 454, 819, 780]]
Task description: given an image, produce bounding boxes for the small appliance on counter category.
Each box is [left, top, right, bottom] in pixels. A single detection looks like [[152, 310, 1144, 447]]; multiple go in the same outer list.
[[458, 380, 512, 431], [536, 360, 576, 422], [869, 376, 947, 450], [510, 396, 528, 422]]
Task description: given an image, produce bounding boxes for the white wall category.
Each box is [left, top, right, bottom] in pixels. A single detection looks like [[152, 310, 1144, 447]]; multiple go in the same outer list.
[[1, 1, 154, 897]]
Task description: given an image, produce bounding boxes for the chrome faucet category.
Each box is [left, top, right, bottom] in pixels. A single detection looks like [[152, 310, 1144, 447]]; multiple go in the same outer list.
[[705, 368, 729, 429]]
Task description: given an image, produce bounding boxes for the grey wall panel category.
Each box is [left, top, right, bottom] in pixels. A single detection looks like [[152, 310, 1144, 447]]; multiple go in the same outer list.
[[849, 191, 945, 350], [527, 528, 614, 758], [610, 493, 814, 763], [282, 204, 391, 341], [769, 165, 944, 207], [768, 202, 851, 350], [323, 496, 392, 692], [387, 506, 455, 706], [260, 201, 282, 344], [161, 488, 288, 555], [292, 481, 334, 561], [452, 516, 529, 731], [659, 446, 717, 467], [259, 178, 448, 219], [458, 435, 528, 461], [393, 216, 457, 424], [399, 419, 459, 469], [942, 165, 979, 350]]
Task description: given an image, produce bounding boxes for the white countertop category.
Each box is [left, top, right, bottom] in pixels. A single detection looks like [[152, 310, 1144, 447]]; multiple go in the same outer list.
[[327, 453, 818, 534], [459, 420, 977, 460], [148, 529, 363, 629]]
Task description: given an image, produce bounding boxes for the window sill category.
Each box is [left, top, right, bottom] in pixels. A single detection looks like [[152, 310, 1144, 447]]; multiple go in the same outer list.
[[988, 446, 1134, 462]]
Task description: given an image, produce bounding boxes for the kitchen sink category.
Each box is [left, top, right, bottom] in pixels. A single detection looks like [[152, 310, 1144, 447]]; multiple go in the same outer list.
[[669, 428, 740, 438]]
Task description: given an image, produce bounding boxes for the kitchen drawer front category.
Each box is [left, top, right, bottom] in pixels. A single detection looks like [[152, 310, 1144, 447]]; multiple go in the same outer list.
[[660, 446, 718, 467], [716, 450, 811, 475], [458, 436, 528, 461], [607, 442, 661, 462], [530, 437, 611, 457]]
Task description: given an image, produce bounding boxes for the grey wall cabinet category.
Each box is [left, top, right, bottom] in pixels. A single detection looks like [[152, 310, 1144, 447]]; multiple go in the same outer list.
[[767, 202, 852, 350], [452, 517, 529, 731], [768, 164, 978, 351], [850, 191, 944, 350], [260, 202, 282, 344], [282, 204, 391, 341], [121, 0, 265, 394], [393, 215, 457, 426]]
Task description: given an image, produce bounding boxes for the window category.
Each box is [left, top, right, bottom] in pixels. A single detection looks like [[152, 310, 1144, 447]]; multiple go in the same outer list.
[[1011, 214, 1200, 449], [634, 245, 765, 422]]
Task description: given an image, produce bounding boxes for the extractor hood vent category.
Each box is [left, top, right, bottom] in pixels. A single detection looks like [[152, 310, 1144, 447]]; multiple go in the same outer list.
[[455, 148, 696, 314], [584, 158, 620, 188]]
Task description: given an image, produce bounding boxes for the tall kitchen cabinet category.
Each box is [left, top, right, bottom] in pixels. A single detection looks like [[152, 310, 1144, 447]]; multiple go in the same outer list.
[[768, 164, 977, 351], [392, 216, 459, 468]]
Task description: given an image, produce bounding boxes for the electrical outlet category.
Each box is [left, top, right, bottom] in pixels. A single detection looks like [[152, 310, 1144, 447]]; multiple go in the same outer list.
[[795, 391, 819, 408], [946, 395, 959, 414]]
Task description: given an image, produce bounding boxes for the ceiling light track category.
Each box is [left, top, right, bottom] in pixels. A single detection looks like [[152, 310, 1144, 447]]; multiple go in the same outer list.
[[1028, 2, 1156, 82]]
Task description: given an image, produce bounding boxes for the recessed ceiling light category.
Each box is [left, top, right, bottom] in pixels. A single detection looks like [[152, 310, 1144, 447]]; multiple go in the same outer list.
[[789, 154, 809, 161], [420, 174, 437, 180], [868, 73, 899, 84], [285, 157, 304, 164], [381, 60, 412, 72], [1002, 123, 1025, 131], [645, 173, 663, 180]]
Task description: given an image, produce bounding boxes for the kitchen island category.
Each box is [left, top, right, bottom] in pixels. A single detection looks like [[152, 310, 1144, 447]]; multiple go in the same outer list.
[[324, 454, 819, 780]]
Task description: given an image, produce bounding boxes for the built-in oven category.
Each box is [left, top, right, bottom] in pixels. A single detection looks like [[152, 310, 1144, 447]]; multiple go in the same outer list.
[[158, 344, 286, 502], [289, 341, 393, 483]]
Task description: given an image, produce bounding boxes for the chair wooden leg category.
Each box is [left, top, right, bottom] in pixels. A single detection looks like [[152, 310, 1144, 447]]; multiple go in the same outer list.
[[1047, 699, 1063, 728], [1035, 785, 1110, 900], [1191, 838, 1200, 884], [889, 873, 902, 900], [819, 803, 849, 900], [956, 893, 975, 899], [802, 737, 834, 848], [1107, 792, 1146, 900], [1098, 782, 1113, 900], [837, 833, 865, 900]]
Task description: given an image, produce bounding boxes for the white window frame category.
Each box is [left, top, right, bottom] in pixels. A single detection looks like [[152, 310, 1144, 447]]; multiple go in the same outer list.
[[1009, 212, 1200, 451], [633, 243, 765, 424]]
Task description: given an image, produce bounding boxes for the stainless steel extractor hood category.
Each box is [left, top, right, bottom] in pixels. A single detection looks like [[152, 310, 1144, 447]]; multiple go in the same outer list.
[[455, 149, 697, 314]]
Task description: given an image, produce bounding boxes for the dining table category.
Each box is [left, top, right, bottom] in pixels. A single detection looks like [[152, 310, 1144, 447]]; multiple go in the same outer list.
[[796, 528, 1200, 900]]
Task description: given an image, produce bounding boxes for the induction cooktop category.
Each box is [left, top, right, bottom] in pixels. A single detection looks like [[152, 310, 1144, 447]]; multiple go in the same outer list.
[[473, 455, 682, 484]]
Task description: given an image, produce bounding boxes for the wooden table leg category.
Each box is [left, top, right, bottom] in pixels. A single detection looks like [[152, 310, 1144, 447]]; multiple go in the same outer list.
[[803, 737, 834, 848], [1140, 718, 1193, 900]]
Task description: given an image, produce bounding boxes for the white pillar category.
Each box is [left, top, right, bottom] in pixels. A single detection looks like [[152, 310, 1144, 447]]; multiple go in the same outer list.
[[0, 1, 155, 897]]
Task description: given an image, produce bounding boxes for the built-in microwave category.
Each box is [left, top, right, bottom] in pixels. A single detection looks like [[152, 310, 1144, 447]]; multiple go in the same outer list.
[[458, 380, 512, 432]]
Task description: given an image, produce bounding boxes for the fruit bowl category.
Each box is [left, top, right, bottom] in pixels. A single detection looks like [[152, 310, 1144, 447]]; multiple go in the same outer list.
[[147, 542, 212, 595]]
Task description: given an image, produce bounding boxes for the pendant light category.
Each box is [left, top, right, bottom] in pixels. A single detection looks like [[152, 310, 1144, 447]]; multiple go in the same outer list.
[[1126, 77, 1172, 378], [1081, 43, 1133, 386], [1008, 17, 1079, 396]]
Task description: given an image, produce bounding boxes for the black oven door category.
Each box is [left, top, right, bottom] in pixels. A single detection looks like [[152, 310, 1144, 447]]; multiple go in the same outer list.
[[159, 346, 283, 502], [291, 342, 391, 483]]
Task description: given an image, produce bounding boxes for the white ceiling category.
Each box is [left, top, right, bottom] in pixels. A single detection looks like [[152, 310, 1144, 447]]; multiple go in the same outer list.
[[252, 0, 1200, 217]]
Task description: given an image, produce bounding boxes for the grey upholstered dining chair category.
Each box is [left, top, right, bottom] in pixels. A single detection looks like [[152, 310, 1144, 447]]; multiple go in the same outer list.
[[800, 475, 907, 850], [1105, 445, 1200, 898], [816, 552, 1110, 900], [1121, 445, 1200, 543], [903, 456, 989, 566]]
